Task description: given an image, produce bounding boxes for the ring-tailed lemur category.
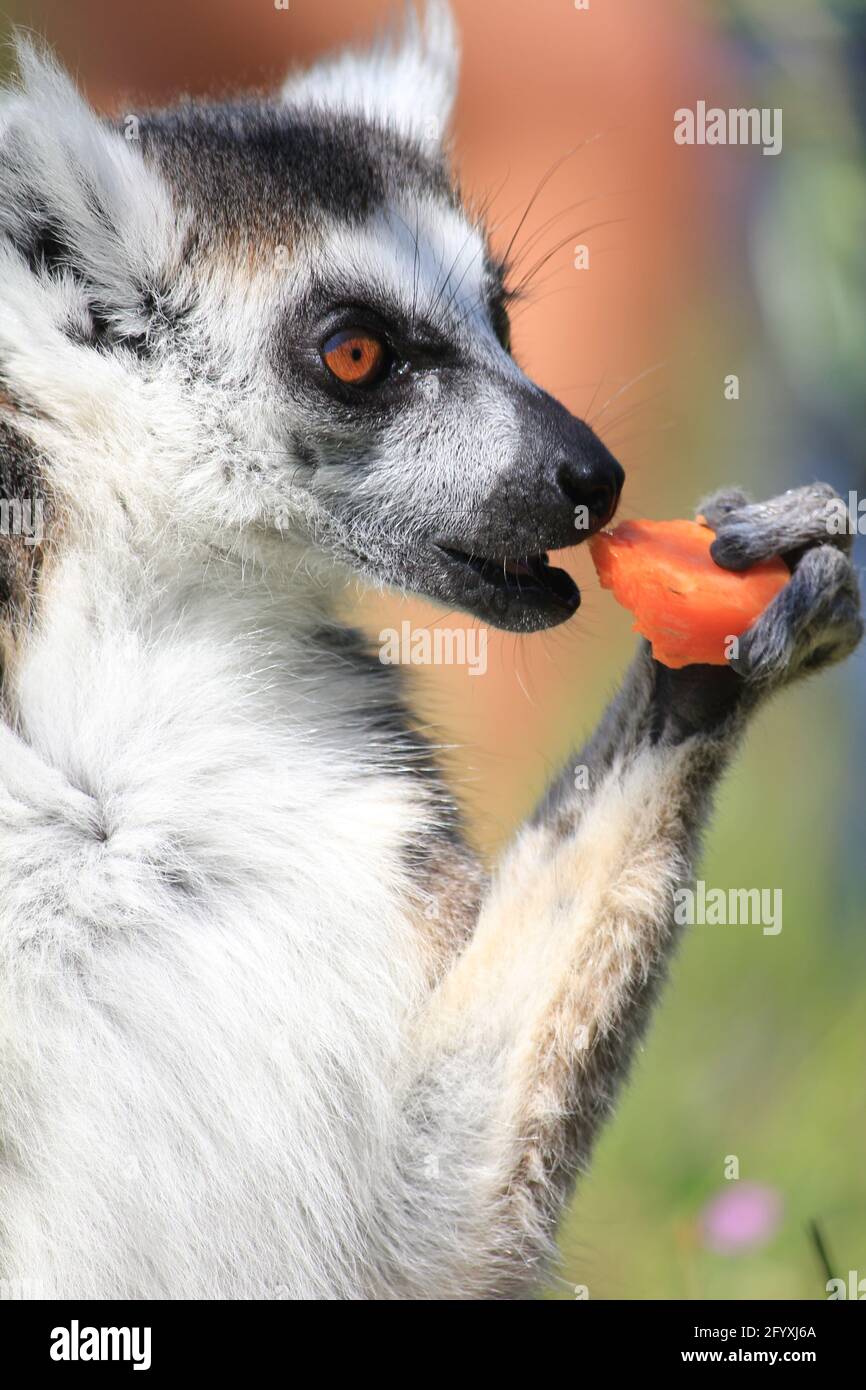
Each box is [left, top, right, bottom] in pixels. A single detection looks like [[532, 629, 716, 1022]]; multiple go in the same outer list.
[[0, 4, 861, 1300]]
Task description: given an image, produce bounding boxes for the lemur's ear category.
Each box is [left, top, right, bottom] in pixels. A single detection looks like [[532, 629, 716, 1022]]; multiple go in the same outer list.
[[0, 38, 176, 343], [281, 0, 458, 147]]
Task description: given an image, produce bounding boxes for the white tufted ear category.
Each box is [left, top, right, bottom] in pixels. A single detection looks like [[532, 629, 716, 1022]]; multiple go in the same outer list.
[[0, 37, 176, 338], [281, 1, 458, 147]]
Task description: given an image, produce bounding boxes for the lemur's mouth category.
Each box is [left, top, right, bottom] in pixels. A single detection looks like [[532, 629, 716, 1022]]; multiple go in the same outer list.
[[435, 545, 580, 629]]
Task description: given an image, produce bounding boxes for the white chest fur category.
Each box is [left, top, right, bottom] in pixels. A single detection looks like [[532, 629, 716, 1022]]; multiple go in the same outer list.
[[1, 560, 433, 1298]]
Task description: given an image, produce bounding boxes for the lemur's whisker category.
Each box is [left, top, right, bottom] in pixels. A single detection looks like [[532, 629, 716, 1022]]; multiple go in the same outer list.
[[505, 190, 622, 277], [500, 135, 604, 271], [590, 362, 666, 424], [509, 219, 626, 299], [593, 388, 668, 436]]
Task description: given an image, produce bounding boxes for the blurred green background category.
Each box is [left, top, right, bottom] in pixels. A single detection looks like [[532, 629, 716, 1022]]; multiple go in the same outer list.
[[2, 0, 863, 1299]]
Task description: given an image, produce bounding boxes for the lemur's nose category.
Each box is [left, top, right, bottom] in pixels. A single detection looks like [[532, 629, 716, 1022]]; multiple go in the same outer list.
[[556, 450, 624, 531]]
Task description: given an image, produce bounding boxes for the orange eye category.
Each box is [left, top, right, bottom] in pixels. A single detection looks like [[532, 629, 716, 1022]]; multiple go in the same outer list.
[[321, 329, 390, 386]]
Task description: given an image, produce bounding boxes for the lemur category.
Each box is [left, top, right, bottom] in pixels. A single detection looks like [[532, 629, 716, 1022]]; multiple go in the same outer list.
[[0, 3, 861, 1301]]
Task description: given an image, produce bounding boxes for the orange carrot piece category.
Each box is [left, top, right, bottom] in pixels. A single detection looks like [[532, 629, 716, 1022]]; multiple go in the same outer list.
[[589, 519, 789, 669]]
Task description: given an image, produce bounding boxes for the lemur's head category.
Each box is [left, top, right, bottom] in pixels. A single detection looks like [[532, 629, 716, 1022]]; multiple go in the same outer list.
[[0, 2, 622, 634]]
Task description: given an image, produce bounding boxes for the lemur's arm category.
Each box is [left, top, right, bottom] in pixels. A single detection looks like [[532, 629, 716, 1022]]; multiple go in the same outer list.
[[383, 485, 861, 1299]]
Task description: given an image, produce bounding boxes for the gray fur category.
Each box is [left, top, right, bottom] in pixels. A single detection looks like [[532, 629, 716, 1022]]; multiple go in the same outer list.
[[706, 482, 855, 568], [138, 104, 457, 246]]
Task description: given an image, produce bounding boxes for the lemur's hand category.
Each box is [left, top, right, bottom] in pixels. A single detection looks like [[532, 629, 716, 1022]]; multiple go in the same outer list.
[[697, 483, 863, 691]]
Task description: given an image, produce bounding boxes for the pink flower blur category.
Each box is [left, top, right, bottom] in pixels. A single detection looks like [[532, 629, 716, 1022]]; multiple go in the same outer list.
[[700, 1183, 783, 1254]]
